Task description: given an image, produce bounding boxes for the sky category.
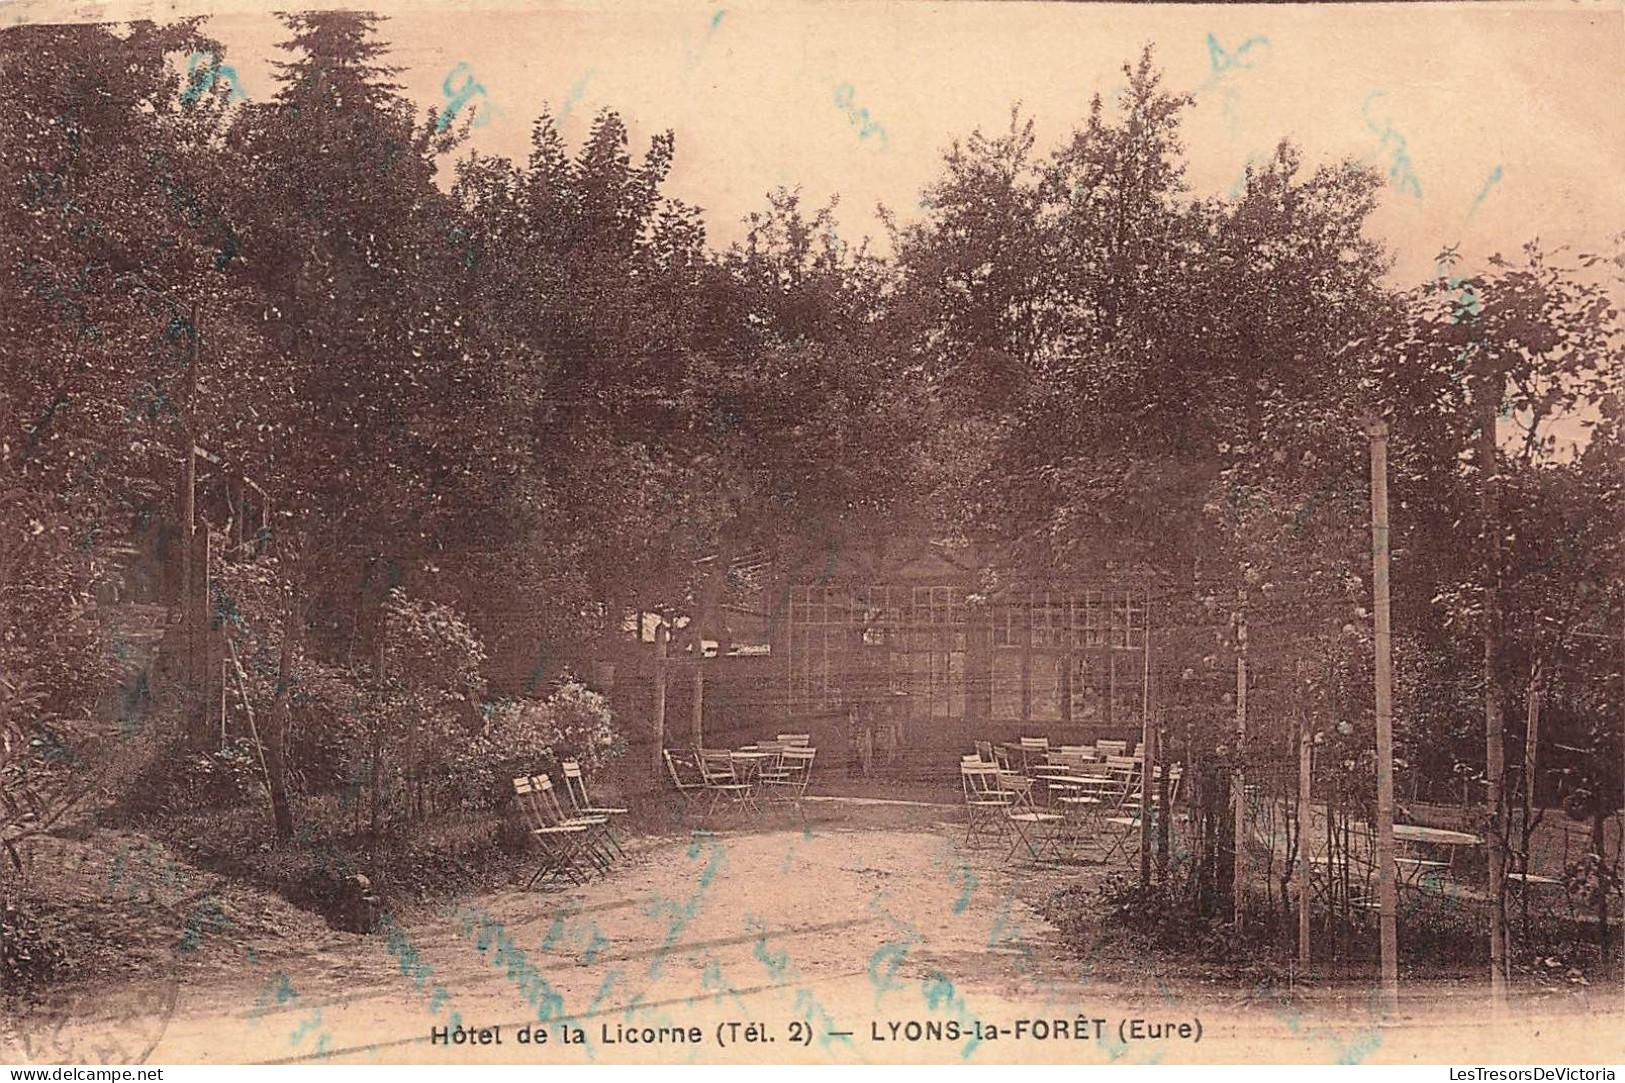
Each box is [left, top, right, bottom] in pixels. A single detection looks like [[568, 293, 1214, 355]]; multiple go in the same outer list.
[[12, 0, 1621, 287]]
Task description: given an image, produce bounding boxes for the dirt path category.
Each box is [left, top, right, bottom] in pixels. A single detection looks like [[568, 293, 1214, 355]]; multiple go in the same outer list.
[[6, 812, 1621, 1065]]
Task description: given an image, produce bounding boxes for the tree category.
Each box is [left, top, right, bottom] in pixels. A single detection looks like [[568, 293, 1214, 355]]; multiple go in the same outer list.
[[1372, 243, 1620, 989]]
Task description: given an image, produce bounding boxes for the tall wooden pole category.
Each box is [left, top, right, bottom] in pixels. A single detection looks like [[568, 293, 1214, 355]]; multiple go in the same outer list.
[[652, 622, 669, 778], [1298, 712, 1313, 968], [1478, 379, 1510, 1007], [1139, 590, 1155, 888], [1233, 615, 1248, 930], [1522, 668, 1543, 867], [1366, 419, 1400, 1017], [181, 303, 200, 744], [692, 660, 705, 748]]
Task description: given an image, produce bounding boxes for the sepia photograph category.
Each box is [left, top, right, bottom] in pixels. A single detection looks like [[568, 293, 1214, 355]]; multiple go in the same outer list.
[[1, 0, 1622, 1069]]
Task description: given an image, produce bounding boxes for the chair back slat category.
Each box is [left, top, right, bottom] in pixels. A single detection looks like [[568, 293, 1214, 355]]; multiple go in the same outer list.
[[665, 749, 705, 791], [959, 761, 1006, 801], [559, 759, 593, 812], [699, 750, 739, 784], [757, 740, 787, 772], [531, 774, 573, 825], [777, 733, 811, 747], [1096, 739, 1128, 757], [511, 776, 551, 833]]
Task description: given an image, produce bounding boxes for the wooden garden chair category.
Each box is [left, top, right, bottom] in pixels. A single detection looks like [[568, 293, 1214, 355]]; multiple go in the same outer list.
[[533, 774, 617, 873], [960, 761, 1014, 848], [560, 759, 627, 857], [1096, 739, 1128, 758], [1078, 758, 1143, 862], [755, 740, 792, 785], [511, 776, 592, 888], [1017, 736, 1050, 772], [699, 749, 757, 819], [664, 749, 708, 815], [1005, 801, 1066, 866], [763, 746, 816, 818]]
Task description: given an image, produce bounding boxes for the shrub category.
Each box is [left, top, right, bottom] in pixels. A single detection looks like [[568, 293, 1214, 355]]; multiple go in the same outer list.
[[451, 677, 622, 809], [117, 735, 263, 817], [1, 900, 70, 990]]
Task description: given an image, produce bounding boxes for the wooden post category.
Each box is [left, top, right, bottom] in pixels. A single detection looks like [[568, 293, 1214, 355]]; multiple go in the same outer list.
[[692, 657, 705, 749], [653, 622, 669, 777], [1367, 418, 1400, 1017], [220, 658, 228, 748], [1233, 617, 1248, 930], [1520, 670, 1543, 937], [1139, 591, 1155, 888], [1478, 378, 1510, 1007], [225, 636, 274, 802], [1298, 710, 1313, 969], [180, 304, 199, 742]]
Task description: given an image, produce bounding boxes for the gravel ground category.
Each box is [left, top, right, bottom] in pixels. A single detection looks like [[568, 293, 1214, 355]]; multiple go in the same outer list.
[[4, 805, 1621, 1065]]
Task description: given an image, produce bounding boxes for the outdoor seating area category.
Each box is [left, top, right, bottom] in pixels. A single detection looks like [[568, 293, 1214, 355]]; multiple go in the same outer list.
[[664, 735, 818, 825], [958, 737, 1182, 866], [1239, 788, 1600, 930]]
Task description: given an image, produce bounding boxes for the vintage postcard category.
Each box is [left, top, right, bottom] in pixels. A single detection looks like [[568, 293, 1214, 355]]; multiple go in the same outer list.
[[1, 0, 1622, 1070]]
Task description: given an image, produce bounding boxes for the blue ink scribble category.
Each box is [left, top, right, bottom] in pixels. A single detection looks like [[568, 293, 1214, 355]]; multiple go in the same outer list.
[[181, 52, 248, 108], [1466, 165, 1504, 222], [833, 82, 888, 148], [684, 8, 728, 69], [558, 70, 595, 125], [1360, 91, 1423, 202], [437, 63, 488, 132]]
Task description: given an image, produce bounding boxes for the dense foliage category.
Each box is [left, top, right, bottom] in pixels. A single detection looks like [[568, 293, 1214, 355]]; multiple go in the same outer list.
[[1, 17, 1618, 942]]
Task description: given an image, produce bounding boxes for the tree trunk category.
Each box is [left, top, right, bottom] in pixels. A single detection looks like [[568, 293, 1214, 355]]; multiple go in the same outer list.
[[1233, 624, 1248, 930], [652, 622, 669, 778], [263, 595, 301, 840], [1520, 671, 1543, 940], [180, 304, 201, 747], [1480, 372, 1509, 1004], [1593, 806, 1610, 962]]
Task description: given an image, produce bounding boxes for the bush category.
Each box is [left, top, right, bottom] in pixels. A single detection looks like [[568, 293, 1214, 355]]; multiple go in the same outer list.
[[1, 900, 70, 990], [118, 735, 263, 817], [451, 677, 622, 809]]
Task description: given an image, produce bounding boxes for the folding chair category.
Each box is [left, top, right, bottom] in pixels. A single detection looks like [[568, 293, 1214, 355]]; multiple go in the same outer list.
[[511, 776, 592, 887], [560, 760, 627, 857], [764, 747, 816, 818], [777, 733, 811, 747], [1122, 763, 1183, 818], [1006, 802, 1066, 865], [534, 774, 616, 874], [1088, 758, 1145, 862], [1096, 739, 1127, 758], [960, 762, 1014, 848], [1016, 736, 1050, 772], [1052, 760, 1113, 857], [664, 749, 708, 814], [699, 750, 756, 819], [756, 740, 792, 785]]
